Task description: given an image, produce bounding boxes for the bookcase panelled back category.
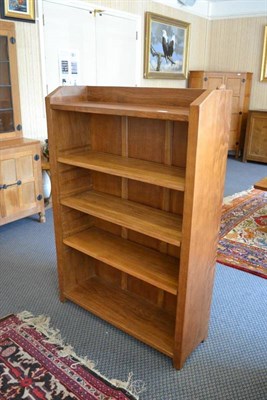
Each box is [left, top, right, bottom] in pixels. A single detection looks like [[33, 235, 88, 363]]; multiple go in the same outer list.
[[188, 71, 252, 157], [46, 86, 232, 369]]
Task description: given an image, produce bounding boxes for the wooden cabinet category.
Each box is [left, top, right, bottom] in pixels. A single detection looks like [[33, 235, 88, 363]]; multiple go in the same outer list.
[[188, 70, 252, 156], [243, 110, 267, 163], [0, 20, 45, 225], [46, 85, 232, 369]]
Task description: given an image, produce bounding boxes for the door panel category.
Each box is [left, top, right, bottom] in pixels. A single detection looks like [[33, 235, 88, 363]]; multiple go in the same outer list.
[[225, 76, 242, 96], [95, 13, 137, 86], [204, 76, 224, 90], [17, 155, 34, 180], [1, 158, 16, 183], [43, 1, 96, 93], [21, 181, 36, 206], [2, 186, 19, 217], [0, 147, 41, 218]]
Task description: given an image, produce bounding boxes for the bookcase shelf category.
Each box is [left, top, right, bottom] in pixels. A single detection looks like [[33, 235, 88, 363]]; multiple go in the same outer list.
[[58, 151, 185, 191], [63, 227, 179, 294], [65, 276, 175, 357], [46, 85, 231, 369], [61, 190, 182, 246]]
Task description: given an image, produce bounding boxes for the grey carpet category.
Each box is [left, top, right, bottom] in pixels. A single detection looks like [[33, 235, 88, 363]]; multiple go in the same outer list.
[[0, 156, 267, 399]]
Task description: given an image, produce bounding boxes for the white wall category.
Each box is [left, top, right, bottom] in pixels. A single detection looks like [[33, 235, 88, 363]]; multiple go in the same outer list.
[[7, 0, 267, 140]]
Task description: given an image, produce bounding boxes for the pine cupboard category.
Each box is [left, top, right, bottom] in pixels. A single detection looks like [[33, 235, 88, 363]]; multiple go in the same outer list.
[[0, 20, 45, 225], [46, 85, 232, 369], [188, 70, 252, 156]]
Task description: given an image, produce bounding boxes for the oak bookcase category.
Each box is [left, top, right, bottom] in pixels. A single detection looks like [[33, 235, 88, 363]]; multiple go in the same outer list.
[[46, 86, 231, 369]]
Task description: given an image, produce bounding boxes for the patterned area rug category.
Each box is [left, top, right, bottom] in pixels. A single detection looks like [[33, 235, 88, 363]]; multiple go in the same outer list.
[[0, 312, 141, 399], [217, 188, 267, 279]]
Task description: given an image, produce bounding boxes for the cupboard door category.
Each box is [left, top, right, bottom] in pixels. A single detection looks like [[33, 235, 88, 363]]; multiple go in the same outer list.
[[0, 146, 42, 219], [225, 74, 246, 149]]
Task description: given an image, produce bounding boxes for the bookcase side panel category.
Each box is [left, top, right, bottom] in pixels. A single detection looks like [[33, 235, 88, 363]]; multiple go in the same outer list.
[[174, 89, 232, 369]]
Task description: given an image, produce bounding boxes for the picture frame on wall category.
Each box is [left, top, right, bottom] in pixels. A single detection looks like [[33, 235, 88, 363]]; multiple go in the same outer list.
[[144, 12, 190, 80], [260, 26, 267, 82], [1, 0, 35, 23]]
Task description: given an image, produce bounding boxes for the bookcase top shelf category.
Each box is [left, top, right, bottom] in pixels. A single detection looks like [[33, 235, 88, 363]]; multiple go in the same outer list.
[[46, 85, 209, 121], [51, 101, 190, 121]]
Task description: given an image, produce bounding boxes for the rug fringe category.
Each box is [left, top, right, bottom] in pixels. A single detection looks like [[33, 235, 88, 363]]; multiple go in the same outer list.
[[223, 187, 254, 205], [17, 311, 144, 399], [110, 372, 145, 398]]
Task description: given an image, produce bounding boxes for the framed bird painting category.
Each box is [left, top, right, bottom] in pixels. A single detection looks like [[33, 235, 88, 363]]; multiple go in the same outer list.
[[144, 12, 190, 79]]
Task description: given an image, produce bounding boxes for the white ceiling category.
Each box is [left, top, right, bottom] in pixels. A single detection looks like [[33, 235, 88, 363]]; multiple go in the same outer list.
[[153, 0, 267, 19]]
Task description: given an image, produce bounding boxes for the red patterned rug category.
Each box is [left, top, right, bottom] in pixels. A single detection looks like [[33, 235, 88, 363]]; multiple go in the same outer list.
[[0, 312, 141, 400], [217, 188, 267, 279]]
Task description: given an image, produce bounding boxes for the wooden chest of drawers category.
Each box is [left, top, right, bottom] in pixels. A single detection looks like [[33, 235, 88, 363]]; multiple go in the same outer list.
[[243, 110, 267, 163]]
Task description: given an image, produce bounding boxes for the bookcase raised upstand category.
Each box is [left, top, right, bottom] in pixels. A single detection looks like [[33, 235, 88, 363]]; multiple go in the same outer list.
[[46, 86, 231, 369]]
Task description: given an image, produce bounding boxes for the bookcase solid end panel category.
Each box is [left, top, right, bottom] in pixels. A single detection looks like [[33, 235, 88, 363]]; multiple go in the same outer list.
[[173, 88, 232, 368]]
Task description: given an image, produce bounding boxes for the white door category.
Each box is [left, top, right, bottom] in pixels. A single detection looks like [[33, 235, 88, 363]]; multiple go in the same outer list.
[[42, 0, 96, 94], [41, 0, 140, 94], [95, 12, 138, 86]]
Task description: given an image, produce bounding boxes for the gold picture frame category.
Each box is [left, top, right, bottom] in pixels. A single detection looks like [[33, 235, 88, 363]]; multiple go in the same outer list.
[[1, 0, 35, 23], [260, 26, 267, 82], [144, 12, 190, 80]]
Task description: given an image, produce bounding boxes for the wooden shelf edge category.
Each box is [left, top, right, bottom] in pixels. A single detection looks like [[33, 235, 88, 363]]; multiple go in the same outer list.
[[63, 227, 179, 295], [61, 191, 182, 247], [51, 101, 189, 122], [64, 276, 175, 357], [58, 151, 185, 191]]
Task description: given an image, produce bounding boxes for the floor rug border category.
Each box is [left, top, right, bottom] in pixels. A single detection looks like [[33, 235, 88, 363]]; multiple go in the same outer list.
[[217, 187, 267, 279], [0, 311, 144, 399]]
